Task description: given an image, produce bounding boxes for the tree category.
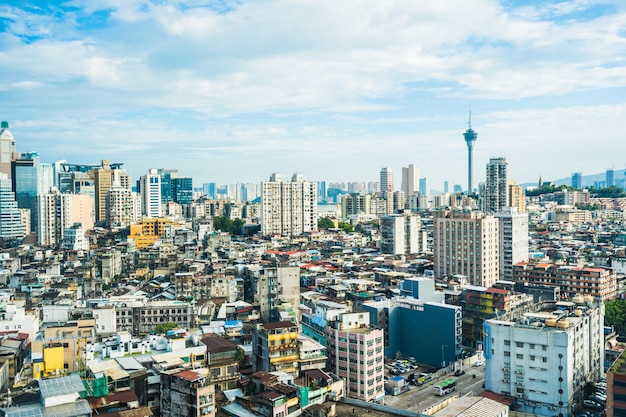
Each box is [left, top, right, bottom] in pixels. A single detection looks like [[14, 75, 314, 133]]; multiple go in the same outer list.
[[605, 299, 626, 336], [318, 217, 335, 229], [338, 222, 354, 233], [155, 322, 177, 334]]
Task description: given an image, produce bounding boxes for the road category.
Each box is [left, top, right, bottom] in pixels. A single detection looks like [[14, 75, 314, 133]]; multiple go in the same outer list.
[[384, 364, 486, 413]]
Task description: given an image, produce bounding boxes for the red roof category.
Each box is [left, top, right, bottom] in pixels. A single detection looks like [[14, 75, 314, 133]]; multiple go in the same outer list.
[[174, 370, 203, 382], [486, 287, 509, 295], [479, 390, 516, 406]]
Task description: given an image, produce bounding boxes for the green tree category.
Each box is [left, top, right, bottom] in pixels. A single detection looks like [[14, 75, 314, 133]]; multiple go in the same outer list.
[[232, 218, 244, 235], [338, 222, 354, 233], [605, 299, 626, 335], [318, 217, 335, 229], [155, 322, 177, 334]]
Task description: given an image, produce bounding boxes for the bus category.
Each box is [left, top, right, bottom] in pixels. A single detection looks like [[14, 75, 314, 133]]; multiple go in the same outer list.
[[433, 378, 457, 396]]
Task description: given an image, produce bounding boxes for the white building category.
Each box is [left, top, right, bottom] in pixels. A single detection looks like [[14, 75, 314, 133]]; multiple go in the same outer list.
[[36, 191, 93, 247], [140, 168, 162, 218], [260, 173, 317, 236], [107, 171, 141, 227], [61, 223, 89, 251], [379, 212, 424, 255], [495, 207, 529, 281], [0, 302, 40, 340], [484, 297, 604, 417], [401, 164, 419, 197], [483, 157, 508, 214]]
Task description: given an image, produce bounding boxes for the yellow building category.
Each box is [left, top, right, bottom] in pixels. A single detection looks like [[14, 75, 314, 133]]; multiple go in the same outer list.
[[507, 181, 525, 214], [31, 319, 96, 378], [129, 218, 180, 249]]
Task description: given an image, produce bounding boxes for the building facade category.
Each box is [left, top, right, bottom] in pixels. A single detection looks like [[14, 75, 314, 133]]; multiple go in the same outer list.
[[483, 157, 508, 214], [260, 173, 317, 236], [433, 209, 500, 287], [495, 207, 529, 281], [379, 212, 423, 255]]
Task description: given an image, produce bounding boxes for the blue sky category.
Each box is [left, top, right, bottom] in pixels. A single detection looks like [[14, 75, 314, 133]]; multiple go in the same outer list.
[[1, 0, 626, 190]]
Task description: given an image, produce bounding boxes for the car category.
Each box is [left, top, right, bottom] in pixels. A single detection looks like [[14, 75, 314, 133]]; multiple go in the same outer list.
[[473, 360, 484, 367], [583, 399, 603, 410], [454, 370, 466, 376], [590, 395, 606, 404]]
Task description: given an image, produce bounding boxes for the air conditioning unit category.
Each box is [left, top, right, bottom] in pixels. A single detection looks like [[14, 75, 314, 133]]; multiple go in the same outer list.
[[503, 367, 509, 372], [517, 393, 524, 398], [502, 379, 510, 383]]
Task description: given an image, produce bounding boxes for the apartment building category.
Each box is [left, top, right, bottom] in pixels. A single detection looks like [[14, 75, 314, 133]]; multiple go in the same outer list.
[[326, 312, 385, 402]]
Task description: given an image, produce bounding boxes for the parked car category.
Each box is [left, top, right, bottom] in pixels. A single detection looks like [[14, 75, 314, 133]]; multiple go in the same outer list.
[[583, 399, 603, 410], [454, 370, 466, 377], [473, 360, 484, 367]]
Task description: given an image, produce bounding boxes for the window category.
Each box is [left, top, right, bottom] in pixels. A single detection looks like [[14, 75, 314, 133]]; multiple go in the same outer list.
[[516, 342, 523, 348]]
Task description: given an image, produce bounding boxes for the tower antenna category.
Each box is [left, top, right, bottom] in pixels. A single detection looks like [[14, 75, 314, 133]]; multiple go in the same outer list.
[[468, 106, 472, 129]]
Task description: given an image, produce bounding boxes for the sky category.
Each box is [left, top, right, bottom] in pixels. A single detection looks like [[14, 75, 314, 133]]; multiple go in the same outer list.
[[2, 0, 626, 191]]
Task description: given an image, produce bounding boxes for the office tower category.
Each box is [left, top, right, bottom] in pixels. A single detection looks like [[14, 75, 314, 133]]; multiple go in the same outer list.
[[140, 169, 162, 218], [379, 212, 423, 255], [36, 191, 93, 246], [157, 168, 178, 202], [571, 172, 583, 189], [12, 152, 53, 234], [380, 167, 393, 193], [419, 177, 430, 196], [463, 113, 478, 193], [495, 207, 529, 281], [0, 121, 16, 179], [607, 168, 615, 187], [433, 209, 499, 287], [484, 299, 604, 417], [341, 193, 371, 218], [203, 183, 217, 198], [327, 312, 385, 402], [507, 181, 526, 214], [483, 157, 508, 214], [444, 181, 449, 193], [260, 173, 317, 236], [453, 184, 463, 193], [0, 173, 25, 239], [172, 177, 193, 205], [94, 160, 130, 223], [401, 164, 419, 197], [317, 181, 327, 201]]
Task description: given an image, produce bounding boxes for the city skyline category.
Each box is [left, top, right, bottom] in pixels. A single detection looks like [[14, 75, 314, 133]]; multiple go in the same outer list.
[[2, 1, 626, 187]]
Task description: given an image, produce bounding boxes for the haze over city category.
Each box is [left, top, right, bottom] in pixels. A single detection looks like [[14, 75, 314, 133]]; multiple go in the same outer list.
[[2, 1, 626, 187]]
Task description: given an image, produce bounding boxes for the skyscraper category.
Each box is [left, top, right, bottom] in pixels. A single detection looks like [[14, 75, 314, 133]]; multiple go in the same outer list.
[[463, 113, 478, 193], [483, 157, 508, 214], [380, 167, 393, 193], [12, 152, 53, 234], [607, 168, 615, 187], [419, 177, 430, 196], [0, 173, 25, 239], [260, 173, 317, 236], [571, 172, 583, 189], [140, 169, 162, 218], [401, 164, 419, 197], [0, 121, 16, 179]]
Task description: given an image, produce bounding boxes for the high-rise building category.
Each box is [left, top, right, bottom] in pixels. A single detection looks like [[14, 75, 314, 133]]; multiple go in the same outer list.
[[607, 168, 615, 187], [327, 312, 385, 402], [260, 173, 317, 236], [140, 169, 162, 219], [94, 160, 130, 223], [172, 177, 193, 205], [380, 167, 394, 194], [36, 190, 93, 247], [317, 180, 327, 201], [106, 172, 140, 227], [0, 173, 25, 240], [507, 181, 525, 214], [495, 207, 529, 281], [203, 183, 217, 199], [571, 172, 583, 189], [463, 113, 478, 193], [484, 299, 604, 417], [0, 121, 16, 179], [444, 180, 449, 193], [483, 157, 508, 214], [341, 193, 371, 218], [419, 177, 430, 196], [433, 209, 499, 287], [379, 212, 424, 255], [256, 265, 300, 323], [401, 164, 419, 197], [157, 168, 178, 202], [12, 152, 53, 234]]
